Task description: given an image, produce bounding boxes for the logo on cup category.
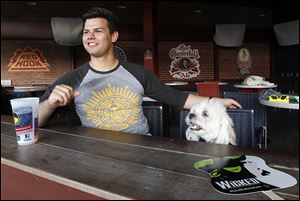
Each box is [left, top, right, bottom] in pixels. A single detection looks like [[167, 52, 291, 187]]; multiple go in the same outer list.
[[13, 112, 20, 125]]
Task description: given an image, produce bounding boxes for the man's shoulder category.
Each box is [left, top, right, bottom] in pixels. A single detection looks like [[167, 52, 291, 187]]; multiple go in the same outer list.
[[63, 62, 89, 77], [120, 61, 152, 75], [56, 63, 89, 81], [74, 62, 89, 71], [120, 60, 143, 69]]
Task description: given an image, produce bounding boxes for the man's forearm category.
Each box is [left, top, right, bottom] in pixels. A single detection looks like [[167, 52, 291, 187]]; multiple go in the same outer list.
[[183, 93, 211, 109], [184, 93, 241, 109], [38, 100, 56, 127]]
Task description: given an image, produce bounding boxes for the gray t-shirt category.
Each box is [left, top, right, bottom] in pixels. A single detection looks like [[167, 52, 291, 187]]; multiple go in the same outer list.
[[40, 61, 189, 135]]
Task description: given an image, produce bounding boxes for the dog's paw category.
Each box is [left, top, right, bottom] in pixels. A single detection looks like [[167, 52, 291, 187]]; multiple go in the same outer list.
[[186, 132, 200, 141]]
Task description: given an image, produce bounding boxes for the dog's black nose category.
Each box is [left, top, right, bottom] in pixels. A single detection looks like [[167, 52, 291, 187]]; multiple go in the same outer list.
[[189, 113, 196, 119]]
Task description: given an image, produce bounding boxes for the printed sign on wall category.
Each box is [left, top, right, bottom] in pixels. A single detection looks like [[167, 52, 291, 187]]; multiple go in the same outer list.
[[236, 48, 252, 74], [8, 46, 50, 72], [169, 44, 200, 79]]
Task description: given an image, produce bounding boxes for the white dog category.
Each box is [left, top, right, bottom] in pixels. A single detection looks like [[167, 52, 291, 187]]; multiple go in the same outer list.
[[185, 99, 237, 145]]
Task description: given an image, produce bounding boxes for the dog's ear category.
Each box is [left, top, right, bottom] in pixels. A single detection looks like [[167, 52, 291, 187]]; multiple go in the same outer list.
[[208, 97, 219, 104], [228, 126, 237, 146], [219, 113, 237, 145]]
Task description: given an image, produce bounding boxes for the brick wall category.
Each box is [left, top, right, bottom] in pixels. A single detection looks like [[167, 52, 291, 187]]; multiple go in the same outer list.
[[1, 40, 72, 86], [158, 42, 270, 82], [117, 41, 144, 65], [1, 40, 270, 86], [218, 43, 270, 80]]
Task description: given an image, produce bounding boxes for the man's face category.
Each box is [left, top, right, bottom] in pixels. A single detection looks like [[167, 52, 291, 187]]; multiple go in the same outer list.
[[82, 18, 118, 58], [183, 60, 188, 66], [182, 59, 188, 68]]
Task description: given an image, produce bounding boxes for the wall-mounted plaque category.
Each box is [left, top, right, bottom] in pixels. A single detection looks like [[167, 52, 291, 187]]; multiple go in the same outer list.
[[236, 48, 252, 74]]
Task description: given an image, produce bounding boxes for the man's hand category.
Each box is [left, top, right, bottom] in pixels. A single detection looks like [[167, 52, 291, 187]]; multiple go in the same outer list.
[[38, 84, 80, 127], [47, 84, 80, 109], [218, 98, 242, 109]]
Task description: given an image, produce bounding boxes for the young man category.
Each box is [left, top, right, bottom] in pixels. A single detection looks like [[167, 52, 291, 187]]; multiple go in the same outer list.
[[39, 7, 241, 135]]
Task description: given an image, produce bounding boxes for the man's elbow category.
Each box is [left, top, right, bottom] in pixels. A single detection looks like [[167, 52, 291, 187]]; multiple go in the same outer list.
[[38, 118, 47, 128]]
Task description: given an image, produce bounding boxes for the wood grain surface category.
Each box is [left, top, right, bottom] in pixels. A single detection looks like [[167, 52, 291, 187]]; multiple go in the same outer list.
[[1, 115, 299, 200]]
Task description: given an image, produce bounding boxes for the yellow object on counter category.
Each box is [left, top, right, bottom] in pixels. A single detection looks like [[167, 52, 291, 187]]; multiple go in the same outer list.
[[268, 95, 289, 103]]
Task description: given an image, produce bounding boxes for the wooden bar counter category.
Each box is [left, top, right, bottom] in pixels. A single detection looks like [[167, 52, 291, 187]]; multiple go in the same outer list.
[[1, 115, 299, 200]]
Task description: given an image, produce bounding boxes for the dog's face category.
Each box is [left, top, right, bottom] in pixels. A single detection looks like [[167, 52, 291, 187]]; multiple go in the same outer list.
[[186, 100, 226, 136], [185, 99, 236, 145]]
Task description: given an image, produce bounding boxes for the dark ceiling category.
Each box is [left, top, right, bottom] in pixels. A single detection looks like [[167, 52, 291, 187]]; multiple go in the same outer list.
[[1, 0, 299, 30]]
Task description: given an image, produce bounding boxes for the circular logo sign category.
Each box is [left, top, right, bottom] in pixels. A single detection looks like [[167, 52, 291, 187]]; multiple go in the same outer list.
[[114, 46, 127, 61]]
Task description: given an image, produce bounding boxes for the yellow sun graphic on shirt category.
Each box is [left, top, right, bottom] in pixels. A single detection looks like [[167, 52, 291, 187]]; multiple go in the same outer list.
[[82, 84, 140, 131]]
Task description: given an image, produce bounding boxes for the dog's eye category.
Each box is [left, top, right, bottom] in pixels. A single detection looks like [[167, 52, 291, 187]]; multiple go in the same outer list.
[[202, 111, 209, 117]]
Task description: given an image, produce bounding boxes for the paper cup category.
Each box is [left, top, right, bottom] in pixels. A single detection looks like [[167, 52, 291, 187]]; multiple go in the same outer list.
[[10, 97, 39, 145]]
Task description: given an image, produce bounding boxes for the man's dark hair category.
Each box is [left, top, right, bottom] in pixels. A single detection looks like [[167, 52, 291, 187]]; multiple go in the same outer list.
[[81, 7, 119, 33]]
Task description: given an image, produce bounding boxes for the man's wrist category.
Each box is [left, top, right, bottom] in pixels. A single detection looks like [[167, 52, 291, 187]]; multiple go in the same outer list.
[[46, 99, 58, 110]]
